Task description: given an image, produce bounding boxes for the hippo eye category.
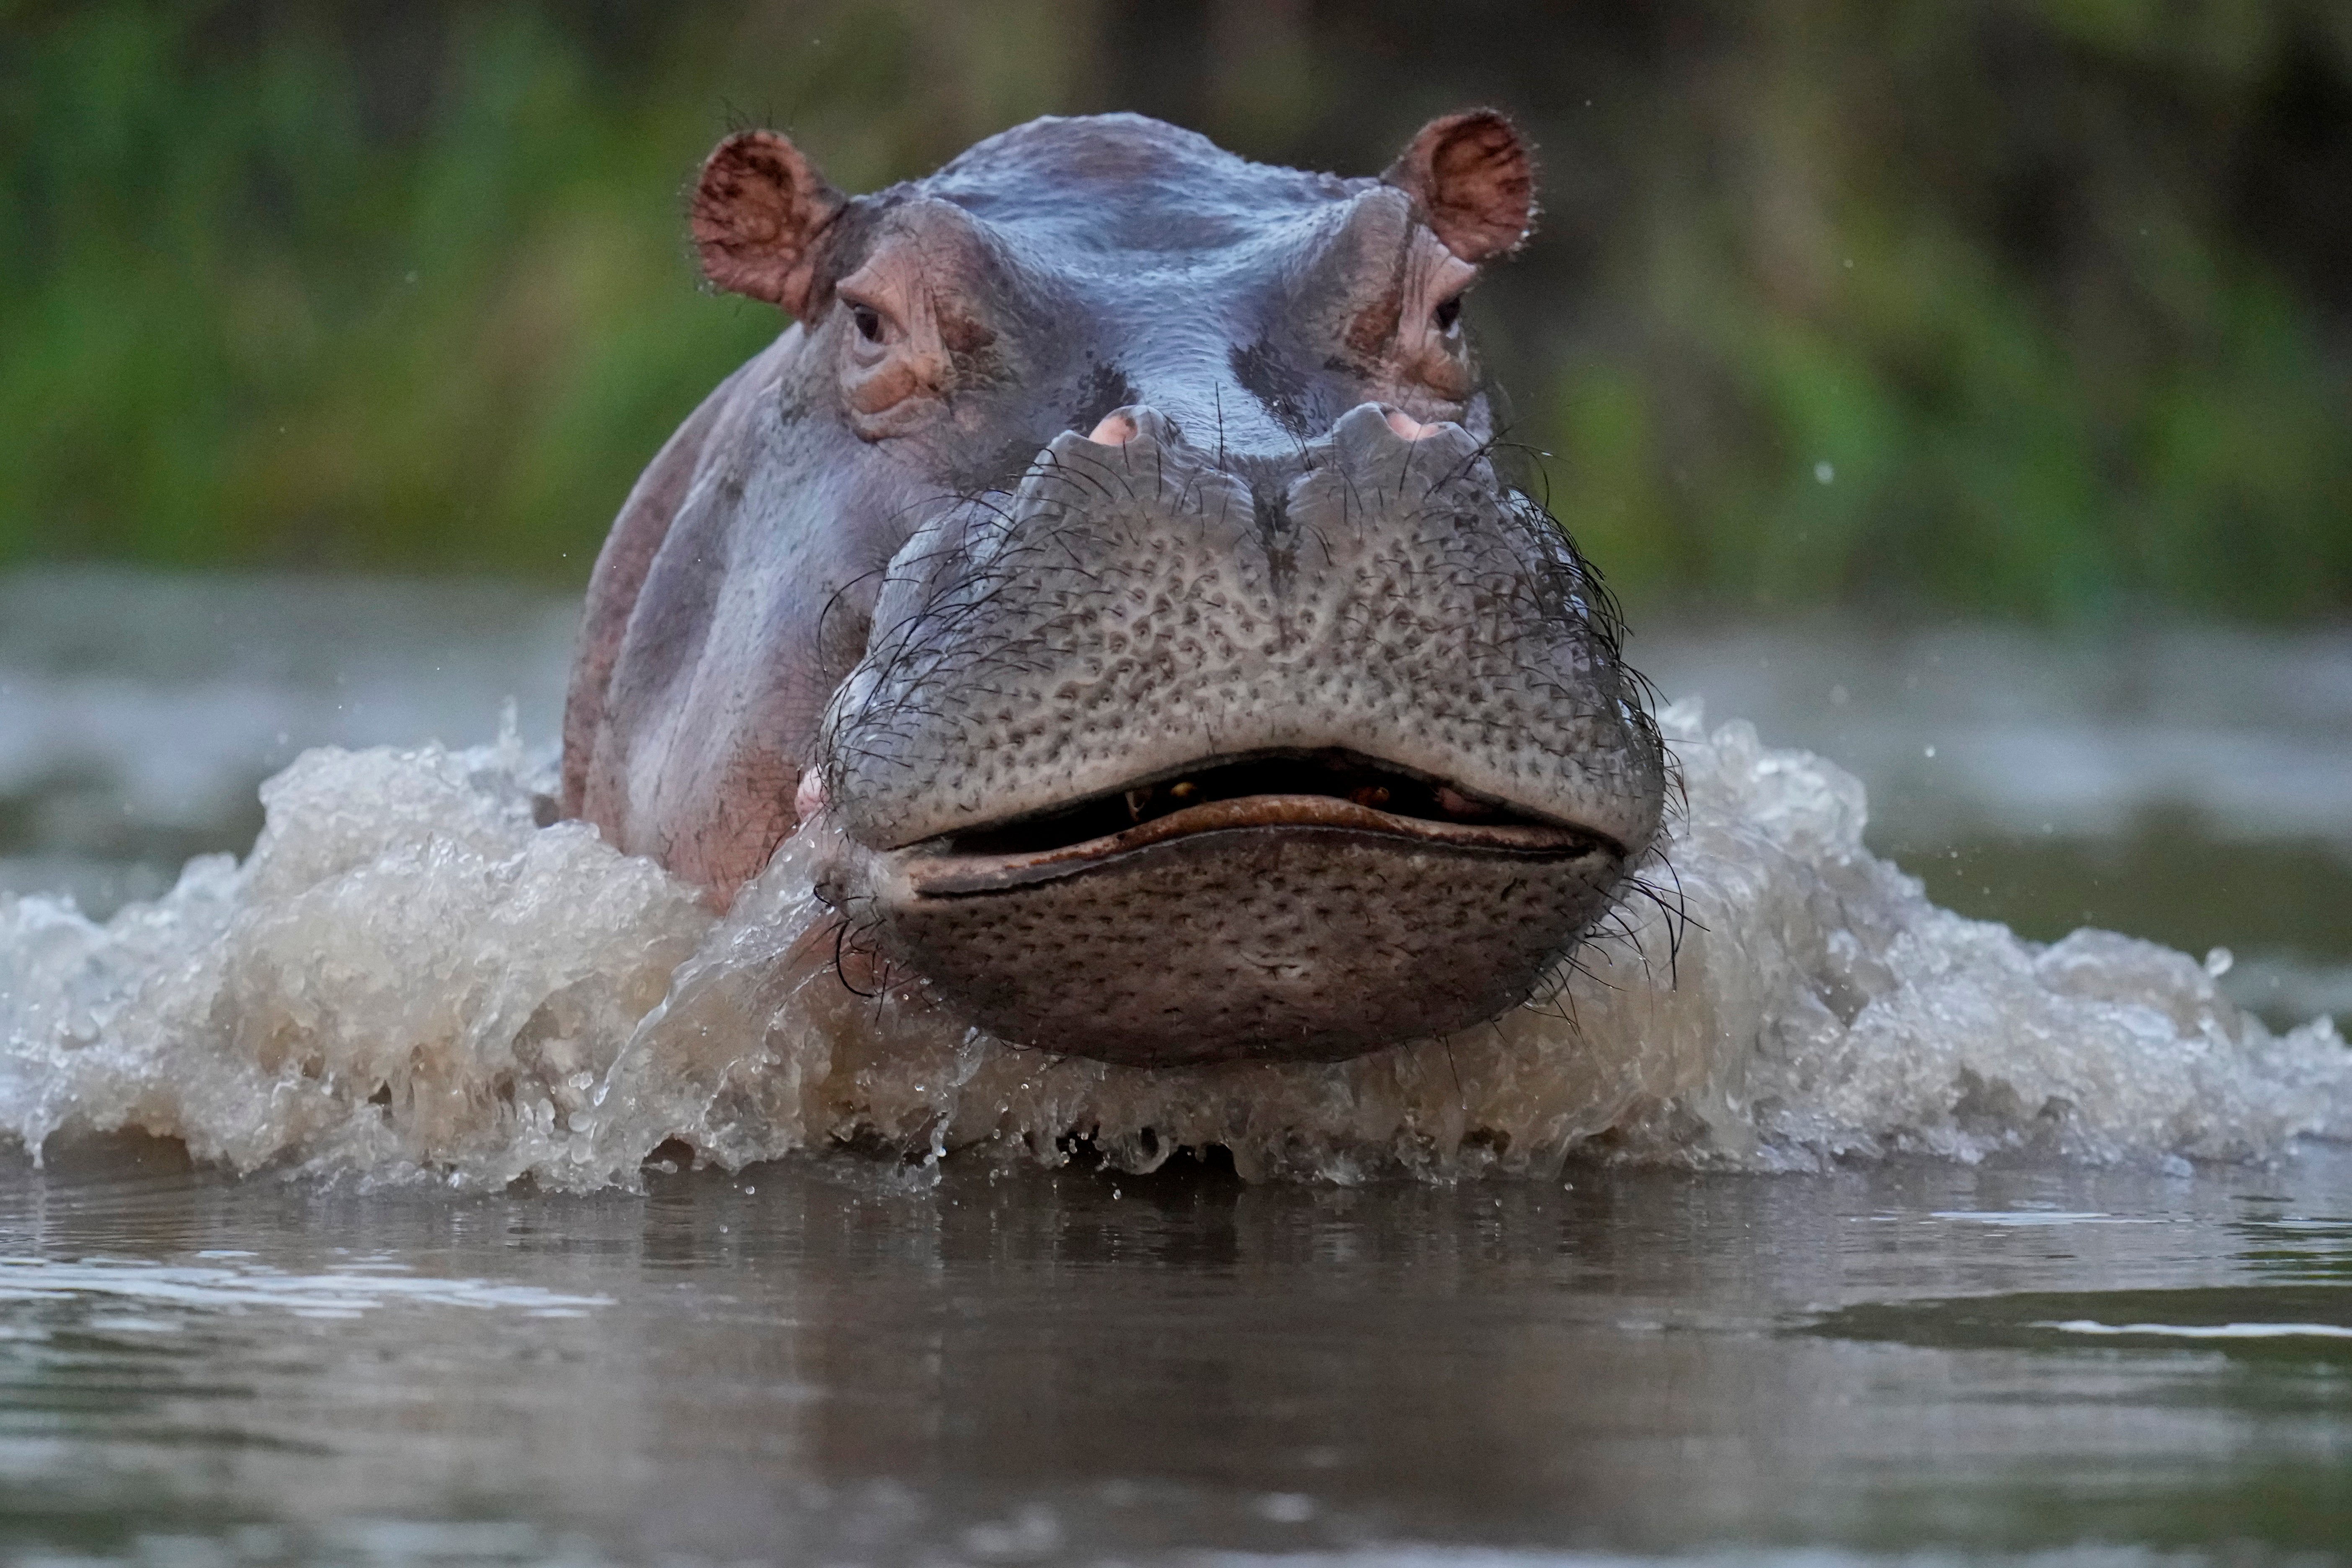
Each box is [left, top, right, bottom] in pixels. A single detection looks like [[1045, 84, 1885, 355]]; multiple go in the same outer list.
[[1432, 296, 1463, 334], [849, 303, 883, 343]]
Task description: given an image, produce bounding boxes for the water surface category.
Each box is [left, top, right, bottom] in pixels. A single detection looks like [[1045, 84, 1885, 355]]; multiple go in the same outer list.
[[0, 1137, 2345, 1564]]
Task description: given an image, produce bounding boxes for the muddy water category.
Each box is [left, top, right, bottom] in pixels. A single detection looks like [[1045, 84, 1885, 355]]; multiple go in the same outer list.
[[1, 570, 2349, 1561], [1632, 617, 2352, 1032], [0, 1139, 2346, 1564]]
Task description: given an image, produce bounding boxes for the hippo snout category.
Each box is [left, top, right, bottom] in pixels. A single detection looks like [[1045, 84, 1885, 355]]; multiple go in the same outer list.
[[810, 403, 1663, 1066]]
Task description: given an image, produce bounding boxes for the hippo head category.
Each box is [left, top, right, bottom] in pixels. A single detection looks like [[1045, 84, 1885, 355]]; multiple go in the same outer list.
[[562, 112, 1666, 1069]]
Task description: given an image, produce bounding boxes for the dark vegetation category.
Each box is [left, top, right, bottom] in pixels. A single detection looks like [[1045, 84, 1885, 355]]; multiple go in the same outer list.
[[4, 0, 2347, 617]]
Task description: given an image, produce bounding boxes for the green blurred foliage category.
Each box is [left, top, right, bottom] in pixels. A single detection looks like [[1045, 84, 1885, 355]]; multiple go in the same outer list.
[[2, 0, 2347, 616], [0, 0, 1105, 574], [1524, 1, 2352, 619]]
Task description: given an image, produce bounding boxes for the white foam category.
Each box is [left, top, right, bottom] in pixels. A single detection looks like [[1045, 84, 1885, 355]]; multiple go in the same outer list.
[[1926, 1212, 2150, 1227], [1196, 1552, 2215, 1568], [2034, 1320, 2352, 1340], [1, 703, 2345, 1188], [0, 1255, 612, 1320]]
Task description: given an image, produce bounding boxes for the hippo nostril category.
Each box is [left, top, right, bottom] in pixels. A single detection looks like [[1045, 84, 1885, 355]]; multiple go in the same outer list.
[[1383, 407, 1438, 441], [1086, 411, 1139, 446]]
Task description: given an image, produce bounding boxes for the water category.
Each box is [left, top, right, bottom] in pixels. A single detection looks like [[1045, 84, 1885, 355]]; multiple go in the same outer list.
[[1630, 617, 2352, 1032], [0, 1140, 2344, 1564], [1, 570, 2349, 1560], [0, 571, 575, 916]]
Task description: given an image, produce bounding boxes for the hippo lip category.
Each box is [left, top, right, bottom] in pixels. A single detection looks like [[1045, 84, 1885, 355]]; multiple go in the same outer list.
[[895, 750, 1620, 897]]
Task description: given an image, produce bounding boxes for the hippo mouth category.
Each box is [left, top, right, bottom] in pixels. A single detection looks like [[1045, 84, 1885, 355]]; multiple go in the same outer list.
[[832, 750, 1633, 1066], [902, 750, 1619, 896]]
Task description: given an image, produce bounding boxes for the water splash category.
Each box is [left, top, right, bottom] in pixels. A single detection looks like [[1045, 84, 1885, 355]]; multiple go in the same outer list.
[[1, 703, 2344, 1188]]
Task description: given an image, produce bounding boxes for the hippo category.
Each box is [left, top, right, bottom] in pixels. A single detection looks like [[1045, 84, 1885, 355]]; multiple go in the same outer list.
[[560, 111, 1666, 1068]]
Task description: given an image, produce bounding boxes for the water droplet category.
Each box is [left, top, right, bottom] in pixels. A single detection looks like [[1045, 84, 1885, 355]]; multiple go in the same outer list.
[[2204, 946, 2234, 978], [1814, 461, 1835, 484]]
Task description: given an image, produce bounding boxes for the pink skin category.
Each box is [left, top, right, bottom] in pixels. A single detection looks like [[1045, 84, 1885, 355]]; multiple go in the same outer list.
[[1435, 785, 1480, 817], [1383, 407, 1438, 441], [794, 767, 828, 825]]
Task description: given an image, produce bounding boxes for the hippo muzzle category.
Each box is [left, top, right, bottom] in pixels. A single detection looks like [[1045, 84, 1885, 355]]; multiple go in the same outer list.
[[561, 110, 1667, 1070], [812, 405, 1660, 1066]]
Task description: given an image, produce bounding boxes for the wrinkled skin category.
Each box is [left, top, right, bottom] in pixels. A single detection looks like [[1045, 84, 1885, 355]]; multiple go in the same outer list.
[[562, 111, 1666, 1067]]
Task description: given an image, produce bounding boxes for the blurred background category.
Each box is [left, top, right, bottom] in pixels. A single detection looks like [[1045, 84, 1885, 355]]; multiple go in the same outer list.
[[5, 0, 2349, 609], [2, 0, 2349, 1024]]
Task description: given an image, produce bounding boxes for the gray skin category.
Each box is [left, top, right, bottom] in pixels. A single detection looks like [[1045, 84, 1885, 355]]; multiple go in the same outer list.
[[562, 111, 1666, 1068]]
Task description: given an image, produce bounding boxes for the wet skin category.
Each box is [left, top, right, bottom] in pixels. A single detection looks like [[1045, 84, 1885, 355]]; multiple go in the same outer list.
[[560, 111, 1665, 1066]]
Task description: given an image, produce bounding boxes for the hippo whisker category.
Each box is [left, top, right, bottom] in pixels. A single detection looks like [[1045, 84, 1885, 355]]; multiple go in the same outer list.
[[1606, 861, 1697, 987], [826, 911, 882, 1000], [1027, 450, 1121, 509], [1052, 442, 1148, 500]]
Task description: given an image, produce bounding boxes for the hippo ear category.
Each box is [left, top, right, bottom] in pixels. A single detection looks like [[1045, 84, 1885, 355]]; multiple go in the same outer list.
[[690, 130, 848, 316], [1382, 110, 1535, 263]]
